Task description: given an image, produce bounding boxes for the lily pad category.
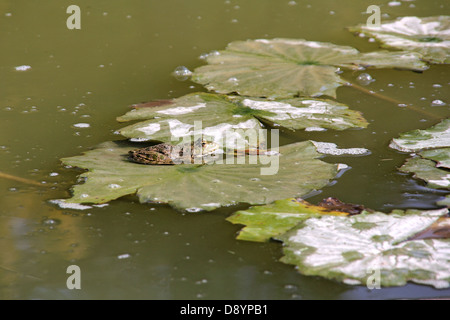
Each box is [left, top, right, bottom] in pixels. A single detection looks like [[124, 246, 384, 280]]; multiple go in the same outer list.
[[392, 121, 450, 190], [191, 38, 428, 98], [279, 208, 450, 288], [420, 148, 450, 169], [226, 198, 362, 242], [399, 157, 450, 190], [58, 140, 341, 211], [389, 119, 450, 152], [349, 16, 450, 64], [117, 92, 368, 148]]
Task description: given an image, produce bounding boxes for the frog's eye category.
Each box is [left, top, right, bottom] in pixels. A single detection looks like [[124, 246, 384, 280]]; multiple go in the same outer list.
[[202, 142, 206, 147]]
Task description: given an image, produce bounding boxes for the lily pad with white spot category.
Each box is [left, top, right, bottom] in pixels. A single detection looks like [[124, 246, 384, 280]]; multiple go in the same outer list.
[[349, 16, 450, 64], [57, 140, 341, 211], [389, 119, 450, 153], [400, 156, 450, 190], [391, 120, 450, 190], [421, 148, 450, 169], [191, 38, 427, 99], [117, 92, 368, 149], [279, 208, 450, 288], [226, 198, 356, 242]]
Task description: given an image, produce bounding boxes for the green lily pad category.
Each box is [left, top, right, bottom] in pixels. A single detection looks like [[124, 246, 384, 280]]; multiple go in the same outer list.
[[226, 198, 353, 242], [349, 16, 450, 64], [58, 140, 341, 211], [392, 121, 450, 190], [421, 148, 450, 169], [279, 208, 450, 288], [191, 38, 428, 99], [389, 119, 450, 152], [117, 92, 368, 148], [400, 157, 450, 190]]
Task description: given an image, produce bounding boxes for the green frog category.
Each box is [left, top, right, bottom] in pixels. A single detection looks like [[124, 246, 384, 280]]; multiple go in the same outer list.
[[128, 139, 220, 165]]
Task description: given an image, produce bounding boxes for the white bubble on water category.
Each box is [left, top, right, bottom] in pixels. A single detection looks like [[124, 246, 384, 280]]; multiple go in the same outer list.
[[117, 253, 131, 260], [388, 1, 402, 6], [73, 123, 90, 128], [172, 66, 193, 81], [42, 218, 61, 227], [356, 73, 375, 86], [15, 65, 31, 71], [431, 100, 446, 106]]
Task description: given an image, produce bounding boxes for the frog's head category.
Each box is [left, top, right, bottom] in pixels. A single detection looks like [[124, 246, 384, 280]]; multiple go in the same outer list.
[[192, 138, 221, 157]]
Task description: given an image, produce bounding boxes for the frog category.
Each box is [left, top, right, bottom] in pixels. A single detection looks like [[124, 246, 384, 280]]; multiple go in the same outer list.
[[128, 138, 220, 165]]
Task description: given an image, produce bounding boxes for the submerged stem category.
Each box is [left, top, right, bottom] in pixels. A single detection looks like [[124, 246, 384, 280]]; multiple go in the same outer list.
[[345, 81, 441, 120], [0, 171, 44, 187]]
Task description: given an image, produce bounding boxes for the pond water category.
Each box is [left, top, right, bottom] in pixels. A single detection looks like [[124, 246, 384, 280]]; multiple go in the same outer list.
[[0, 0, 449, 299]]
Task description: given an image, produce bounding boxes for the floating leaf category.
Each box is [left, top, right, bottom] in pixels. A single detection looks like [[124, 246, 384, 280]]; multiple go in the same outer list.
[[391, 120, 450, 190], [349, 16, 450, 64], [399, 157, 450, 190], [192, 38, 427, 98], [279, 208, 450, 288], [227, 198, 364, 242], [58, 140, 341, 211], [389, 119, 450, 152], [421, 148, 450, 169], [117, 92, 368, 148]]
